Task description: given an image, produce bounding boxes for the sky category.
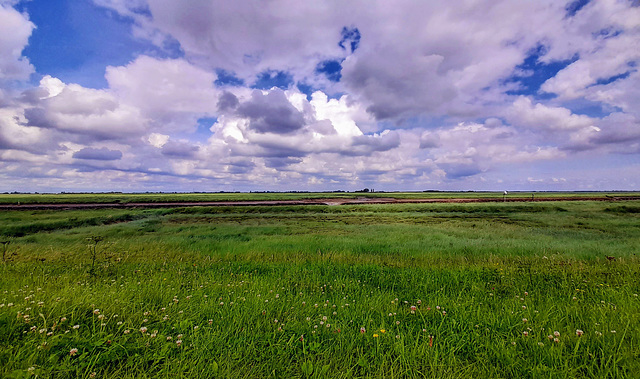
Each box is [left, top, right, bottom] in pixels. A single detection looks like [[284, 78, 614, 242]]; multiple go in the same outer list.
[[0, 0, 639, 193]]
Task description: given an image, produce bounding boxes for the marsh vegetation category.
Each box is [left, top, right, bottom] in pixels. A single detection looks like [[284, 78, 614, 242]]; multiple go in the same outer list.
[[1, 199, 639, 377]]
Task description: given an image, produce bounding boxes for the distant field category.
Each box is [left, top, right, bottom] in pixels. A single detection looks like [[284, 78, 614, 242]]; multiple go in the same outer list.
[[1, 191, 639, 205], [1, 201, 639, 377]]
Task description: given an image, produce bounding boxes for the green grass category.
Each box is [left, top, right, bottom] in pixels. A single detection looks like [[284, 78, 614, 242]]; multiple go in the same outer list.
[[1, 191, 639, 205], [1, 201, 639, 377]]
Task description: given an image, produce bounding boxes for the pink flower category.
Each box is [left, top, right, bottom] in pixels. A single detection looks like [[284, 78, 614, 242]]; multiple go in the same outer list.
[[69, 348, 78, 356], [576, 329, 584, 336], [360, 327, 366, 334]]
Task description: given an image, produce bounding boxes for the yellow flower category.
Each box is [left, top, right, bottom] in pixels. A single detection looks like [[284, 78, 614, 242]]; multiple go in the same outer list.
[[380, 329, 386, 333], [373, 334, 379, 338]]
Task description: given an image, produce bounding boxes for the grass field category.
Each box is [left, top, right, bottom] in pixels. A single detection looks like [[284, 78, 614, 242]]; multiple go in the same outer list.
[[1, 191, 639, 205], [1, 199, 639, 378]]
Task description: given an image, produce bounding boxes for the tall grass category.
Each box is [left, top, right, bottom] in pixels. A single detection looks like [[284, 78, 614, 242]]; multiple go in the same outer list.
[[1, 201, 639, 377], [1, 191, 639, 205]]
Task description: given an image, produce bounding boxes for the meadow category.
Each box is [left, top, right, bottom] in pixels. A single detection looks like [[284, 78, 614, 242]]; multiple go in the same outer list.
[[1, 191, 639, 205], [1, 198, 639, 378]]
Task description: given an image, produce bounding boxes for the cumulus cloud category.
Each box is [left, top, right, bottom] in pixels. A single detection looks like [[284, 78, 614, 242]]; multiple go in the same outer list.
[[422, 121, 564, 180], [209, 87, 401, 164], [106, 56, 219, 133], [419, 132, 440, 149], [349, 131, 400, 156], [22, 79, 147, 141], [161, 140, 200, 158], [506, 97, 595, 131], [582, 70, 640, 116], [73, 147, 123, 161], [540, 0, 640, 102], [590, 112, 640, 150], [217, 91, 239, 112], [1, 0, 640, 191], [94, 1, 571, 122], [0, 107, 52, 153], [236, 90, 306, 134], [0, 4, 34, 81]]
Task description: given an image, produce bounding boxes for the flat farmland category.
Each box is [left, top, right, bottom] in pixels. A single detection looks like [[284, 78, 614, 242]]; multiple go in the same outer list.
[[1, 197, 639, 378]]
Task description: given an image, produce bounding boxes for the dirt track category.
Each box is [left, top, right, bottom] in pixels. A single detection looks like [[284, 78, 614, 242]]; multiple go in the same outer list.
[[1, 195, 639, 210]]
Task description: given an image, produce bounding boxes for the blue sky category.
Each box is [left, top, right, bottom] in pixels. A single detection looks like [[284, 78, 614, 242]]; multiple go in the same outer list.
[[0, 0, 639, 192]]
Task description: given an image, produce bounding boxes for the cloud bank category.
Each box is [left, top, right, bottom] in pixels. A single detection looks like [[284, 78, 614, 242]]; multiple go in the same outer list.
[[1, 0, 639, 192]]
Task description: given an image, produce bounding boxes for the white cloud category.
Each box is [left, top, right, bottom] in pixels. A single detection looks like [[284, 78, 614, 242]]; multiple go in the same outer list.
[[583, 71, 640, 116], [95, 1, 571, 121], [0, 107, 49, 151], [106, 56, 220, 133], [147, 132, 169, 148], [209, 87, 397, 163], [39, 76, 65, 98], [1, 0, 640, 191], [73, 147, 123, 161], [591, 112, 640, 150], [540, 0, 640, 103], [0, 4, 34, 81], [507, 97, 595, 131], [25, 79, 147, 140]]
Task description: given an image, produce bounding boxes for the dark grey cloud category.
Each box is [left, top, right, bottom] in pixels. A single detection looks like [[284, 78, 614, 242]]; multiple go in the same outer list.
[[440, 163, 483, 179], [310, 119, 336, 135], [0, 133, 13, 150], [264, 157, 302, 168], [217, 91, 239, 112], [18, 88, 49, 105], [237, 89, 305, 134], [346, 131, 400, 156], [72, 147, 123, 161], [341, 50, 458, 121], [224, 159, 255, 174], [591, 126, 640, 145], [0, 90, 11, 108], [23, 107, 56, 129], [161, 140, 199, 158], [232, 143, 307, 158], [419, 133, 440, 149]]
